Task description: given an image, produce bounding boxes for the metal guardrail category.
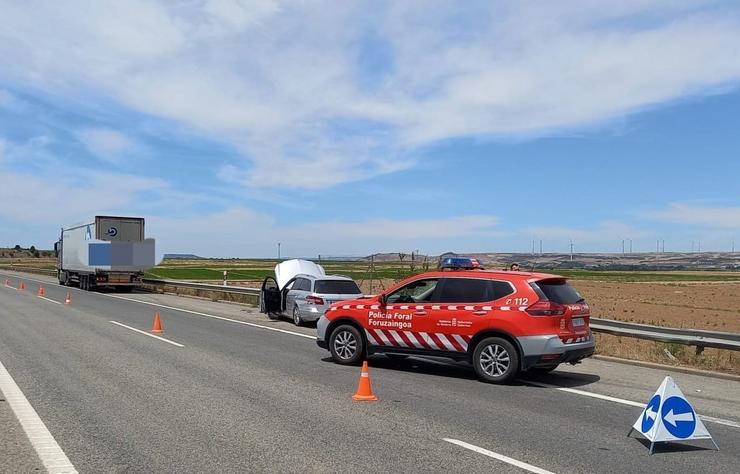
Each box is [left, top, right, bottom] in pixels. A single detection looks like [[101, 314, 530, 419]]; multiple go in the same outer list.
[[142, 278, 260, 295], [2, 266, 739, 352], [590, 317, 740, 353]]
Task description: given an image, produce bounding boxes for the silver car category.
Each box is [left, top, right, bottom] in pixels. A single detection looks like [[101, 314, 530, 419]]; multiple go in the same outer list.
[[260, 260, 363, 325]]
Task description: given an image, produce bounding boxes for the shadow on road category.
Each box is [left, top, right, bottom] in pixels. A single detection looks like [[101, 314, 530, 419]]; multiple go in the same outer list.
[[631, 437, 717, 455], [321, 355, 601, 387]]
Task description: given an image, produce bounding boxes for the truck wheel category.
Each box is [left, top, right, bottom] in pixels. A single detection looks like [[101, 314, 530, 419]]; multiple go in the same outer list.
[[58, 271, 64, 285], [81, 275, 88, 291], [472, 337, 519, 384], [329, 325, 364, 365]]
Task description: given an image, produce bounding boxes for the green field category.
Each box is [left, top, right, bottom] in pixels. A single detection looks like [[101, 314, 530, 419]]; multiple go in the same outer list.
[[143, 259, 740, 283]]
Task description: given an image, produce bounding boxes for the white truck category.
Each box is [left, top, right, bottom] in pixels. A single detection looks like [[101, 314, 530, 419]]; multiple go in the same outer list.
[[54, 216, 156, 291]]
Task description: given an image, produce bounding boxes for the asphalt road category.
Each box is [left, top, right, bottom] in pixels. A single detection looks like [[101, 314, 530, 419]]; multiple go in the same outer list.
[[1, 271, 739, 473]]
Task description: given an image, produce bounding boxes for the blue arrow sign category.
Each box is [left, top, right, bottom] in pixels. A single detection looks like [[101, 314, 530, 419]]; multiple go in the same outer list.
[[641, 394, 661, 433], [661, 396, 696, 439]]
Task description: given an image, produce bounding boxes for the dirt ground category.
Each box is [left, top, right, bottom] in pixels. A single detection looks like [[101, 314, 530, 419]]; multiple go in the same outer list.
[[571, 280, 740, 332]]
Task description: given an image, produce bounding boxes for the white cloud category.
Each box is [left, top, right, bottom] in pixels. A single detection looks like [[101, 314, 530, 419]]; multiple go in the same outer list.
[[1, 1, 740, 188], [647, 203, 740, 229], [148, 209, 501, 257], [77, 128, 135, 163]]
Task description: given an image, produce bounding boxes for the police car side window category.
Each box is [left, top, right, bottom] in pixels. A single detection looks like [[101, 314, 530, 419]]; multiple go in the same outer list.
[[386, 279, 439, 304], [491, 281, 515, 300], [435, 278, 496, 303]]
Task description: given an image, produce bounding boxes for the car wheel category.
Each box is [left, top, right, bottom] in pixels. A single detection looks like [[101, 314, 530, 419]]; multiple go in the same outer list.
[[329, 325, 364, 365], [293, 305, 303, 326], [473, 337, 519, 384]]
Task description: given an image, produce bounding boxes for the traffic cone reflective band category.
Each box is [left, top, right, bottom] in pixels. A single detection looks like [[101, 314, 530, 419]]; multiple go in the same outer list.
[[151, 312, 163, 334], [37, 286, 45, 297], [352, 361, 378, 401], [18, 281, 25, 291], [64, 291, 72, 305]]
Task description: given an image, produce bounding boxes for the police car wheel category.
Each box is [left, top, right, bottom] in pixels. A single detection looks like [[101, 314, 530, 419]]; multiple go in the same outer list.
[[473, 337, 519, 384], [293, 305, 303, 326], [329, 325, 364, 365]]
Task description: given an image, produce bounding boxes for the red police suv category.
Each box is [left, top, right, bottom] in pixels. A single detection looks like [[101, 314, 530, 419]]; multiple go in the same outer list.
[[316, 263, 594, 384]]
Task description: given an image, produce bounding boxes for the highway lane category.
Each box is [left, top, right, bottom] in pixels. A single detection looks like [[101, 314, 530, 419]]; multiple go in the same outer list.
[[0, 272, 739, 473]]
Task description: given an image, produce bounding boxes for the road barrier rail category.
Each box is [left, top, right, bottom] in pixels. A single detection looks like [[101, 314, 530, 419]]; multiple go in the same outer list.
[[2, 266, 738, 352], [589, 317, 740, 354]]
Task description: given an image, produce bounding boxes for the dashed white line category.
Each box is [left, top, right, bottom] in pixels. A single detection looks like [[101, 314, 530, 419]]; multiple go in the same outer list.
[[521, 379, 740, 428], [0, 359, 78, 474], [103, 294, 317, 340], [109, 321, 185, 347], [443, 438, 555, 474], [38, 296, 62, 305]]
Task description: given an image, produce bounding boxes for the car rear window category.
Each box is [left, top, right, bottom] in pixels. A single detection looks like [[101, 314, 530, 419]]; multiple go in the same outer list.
[[532, 279, 583, 304], [314, 280, 361, 294]]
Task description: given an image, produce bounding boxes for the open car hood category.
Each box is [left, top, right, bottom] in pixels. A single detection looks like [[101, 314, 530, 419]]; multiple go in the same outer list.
[[275, 259, 326, 290]]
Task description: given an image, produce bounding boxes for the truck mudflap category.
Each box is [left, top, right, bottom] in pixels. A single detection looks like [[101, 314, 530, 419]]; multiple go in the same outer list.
[[517, 334, 595, 370]]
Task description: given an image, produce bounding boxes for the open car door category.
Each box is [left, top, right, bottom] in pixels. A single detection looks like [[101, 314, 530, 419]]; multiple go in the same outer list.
[[260, 276, 282, 315]]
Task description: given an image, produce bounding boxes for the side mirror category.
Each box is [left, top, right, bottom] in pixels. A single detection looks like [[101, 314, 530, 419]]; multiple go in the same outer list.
[[379, 293, 387, 305]]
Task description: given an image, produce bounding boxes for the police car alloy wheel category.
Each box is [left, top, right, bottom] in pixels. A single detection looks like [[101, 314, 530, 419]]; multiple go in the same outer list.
[[293, 305, 302, 326], [473, 337, 519, 384], [329, 325, 364, 365]]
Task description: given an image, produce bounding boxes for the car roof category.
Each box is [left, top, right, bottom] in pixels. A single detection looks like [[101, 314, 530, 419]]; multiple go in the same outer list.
[[295, 274, 355, 282], [405, 270, 564, 281]]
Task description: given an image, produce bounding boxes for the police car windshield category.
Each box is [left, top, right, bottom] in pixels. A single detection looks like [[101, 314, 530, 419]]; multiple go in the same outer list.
[[314, 280, 361, 294]]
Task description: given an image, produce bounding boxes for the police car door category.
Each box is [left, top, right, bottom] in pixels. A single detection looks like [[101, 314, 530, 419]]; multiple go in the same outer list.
[[429, 278, 495, 353]]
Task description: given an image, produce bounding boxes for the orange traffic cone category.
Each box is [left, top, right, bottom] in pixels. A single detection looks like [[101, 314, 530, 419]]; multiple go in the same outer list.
[[18, 281, 25, 291], [151, 312, 163, 334], [64, 291, 72, 305], [352, 361, 378, 401], [37, 286, 45, 297]]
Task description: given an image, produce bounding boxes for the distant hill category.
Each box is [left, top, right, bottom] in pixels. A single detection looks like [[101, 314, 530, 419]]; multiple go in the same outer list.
[[0, 247, 54, 259], [164, 253, 205, 260], [368, 252, 740, 270]]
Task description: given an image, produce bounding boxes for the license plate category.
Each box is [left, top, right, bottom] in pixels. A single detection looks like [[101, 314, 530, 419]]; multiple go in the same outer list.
[[572, 317, 585, 327]]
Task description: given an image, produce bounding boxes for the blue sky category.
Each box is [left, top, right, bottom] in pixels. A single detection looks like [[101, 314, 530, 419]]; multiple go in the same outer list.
[[1, 0, 739, 258]]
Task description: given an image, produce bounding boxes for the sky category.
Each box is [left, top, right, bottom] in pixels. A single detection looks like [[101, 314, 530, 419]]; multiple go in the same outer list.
[[0, 0, 739, 259]]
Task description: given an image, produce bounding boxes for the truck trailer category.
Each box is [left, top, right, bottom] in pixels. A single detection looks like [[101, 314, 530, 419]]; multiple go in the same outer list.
[[54, 216, 156, 291]]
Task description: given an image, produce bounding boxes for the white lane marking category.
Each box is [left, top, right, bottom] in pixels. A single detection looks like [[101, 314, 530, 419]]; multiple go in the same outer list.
[[522, 380, 740, 428], [103, 294, 317, 340], [0, 359, 78, 474], [109, 321, 184, 347], [443, 438, 555, 474], [38, 296, 62, 305]]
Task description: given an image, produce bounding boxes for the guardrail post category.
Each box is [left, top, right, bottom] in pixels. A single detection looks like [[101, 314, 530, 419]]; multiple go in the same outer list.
[[223, 270, 227, 287]]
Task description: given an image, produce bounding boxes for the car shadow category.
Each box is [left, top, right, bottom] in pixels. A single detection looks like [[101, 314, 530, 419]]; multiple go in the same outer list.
[[321, 355, 601, 387], [519, 368, 601, 388]]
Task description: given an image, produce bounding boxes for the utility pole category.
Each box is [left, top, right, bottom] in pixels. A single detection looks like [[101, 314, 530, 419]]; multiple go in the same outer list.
[[539, 240, 543, 254], [622, 239, 625, 254], [277, 242, 281, 260], [733, 240, 735, 252], [657, 240, 660, 253], [698, 241, 701, 252], [661, 240, 665, 253], [629, 239, 632, 253], [532, 239, 536, 255]]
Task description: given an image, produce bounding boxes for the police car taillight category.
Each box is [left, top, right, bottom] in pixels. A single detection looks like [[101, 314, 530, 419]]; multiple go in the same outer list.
[[526, 301, 566, 316], [306, 295, 325, 305]]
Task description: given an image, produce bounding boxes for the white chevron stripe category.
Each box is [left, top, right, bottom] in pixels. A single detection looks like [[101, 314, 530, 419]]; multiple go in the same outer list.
[[389, 330, 408, 347], [375, 329, 392, 345], [404, 331, 425, 349], [366, 330, 379, 345], [452, 334, 469, 351], [420, 332, 440, 350], [435, 333, 456, 351]]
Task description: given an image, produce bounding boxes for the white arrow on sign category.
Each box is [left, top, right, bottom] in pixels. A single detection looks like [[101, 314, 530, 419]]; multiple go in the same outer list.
[[645, 406, 658, 421], [664, 409, 694, 427]]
